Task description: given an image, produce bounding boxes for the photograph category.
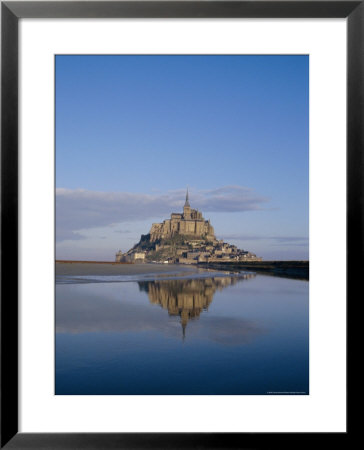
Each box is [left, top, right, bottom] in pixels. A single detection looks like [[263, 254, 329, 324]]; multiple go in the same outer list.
[[55, 54, 309, 395]]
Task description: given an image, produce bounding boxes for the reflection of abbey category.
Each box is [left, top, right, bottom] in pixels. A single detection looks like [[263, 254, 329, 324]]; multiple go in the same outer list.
[[116, 189, 262, 264], [138, 274, 256, 338]]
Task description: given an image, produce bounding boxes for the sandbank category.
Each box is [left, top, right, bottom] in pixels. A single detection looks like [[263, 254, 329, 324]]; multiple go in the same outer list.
[[56, 262, 202, 277]]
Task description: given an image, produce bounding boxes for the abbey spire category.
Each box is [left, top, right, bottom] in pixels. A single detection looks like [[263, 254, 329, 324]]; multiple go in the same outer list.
[[184, 187, 190, 207], [183, 187, 191, 219]]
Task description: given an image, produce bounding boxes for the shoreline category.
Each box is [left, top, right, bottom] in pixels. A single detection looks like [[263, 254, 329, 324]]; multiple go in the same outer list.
[[56, 260, 308, 280], [56, 260, 132, 265], [198, 261, 309, 280], [56, 262, 204, 277]]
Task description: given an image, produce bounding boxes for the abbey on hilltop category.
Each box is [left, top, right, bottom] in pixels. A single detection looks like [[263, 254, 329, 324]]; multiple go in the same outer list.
[[149, 188, 216, 243], [116, 189, 262, 264]]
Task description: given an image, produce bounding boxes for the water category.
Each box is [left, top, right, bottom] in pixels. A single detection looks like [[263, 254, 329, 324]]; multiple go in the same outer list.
[[56, 272, 309, 395]]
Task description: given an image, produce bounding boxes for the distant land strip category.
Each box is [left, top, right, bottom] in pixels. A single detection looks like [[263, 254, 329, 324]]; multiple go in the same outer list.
[[56, 260, 133, 265], [198, 260, 309, 281]]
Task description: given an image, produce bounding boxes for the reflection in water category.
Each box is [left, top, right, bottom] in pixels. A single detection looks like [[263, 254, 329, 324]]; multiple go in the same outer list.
[[139, 273, 256, 339], [56, 274, 262, 346], [56, 274, 309, 395]]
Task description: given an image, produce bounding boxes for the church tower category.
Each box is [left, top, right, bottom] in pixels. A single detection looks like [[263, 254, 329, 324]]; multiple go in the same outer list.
[[183, 188, 191, 219]]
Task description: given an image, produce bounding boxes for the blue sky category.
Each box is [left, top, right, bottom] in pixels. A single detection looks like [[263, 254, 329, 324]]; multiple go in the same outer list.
[[56, 55, 308, 261]]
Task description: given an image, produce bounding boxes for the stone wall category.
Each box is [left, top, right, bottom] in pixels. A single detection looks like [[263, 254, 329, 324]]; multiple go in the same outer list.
[[149, 205, 215, 242]]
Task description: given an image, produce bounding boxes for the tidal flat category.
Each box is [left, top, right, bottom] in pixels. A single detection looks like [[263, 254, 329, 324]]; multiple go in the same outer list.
[[56, 261, 201, 277], [56, 263, 309, 395]]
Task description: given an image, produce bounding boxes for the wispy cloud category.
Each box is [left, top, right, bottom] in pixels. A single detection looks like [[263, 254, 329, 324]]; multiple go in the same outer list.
[[56, 186, 268, 243], [220, 234, 308, 246]]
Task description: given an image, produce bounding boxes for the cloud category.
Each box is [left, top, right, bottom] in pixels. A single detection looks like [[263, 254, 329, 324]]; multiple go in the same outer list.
[[187, 186, 269, 213], [221, 234, 308, 246], [56, 186, 268, 243], [55, 229, 85, 242]]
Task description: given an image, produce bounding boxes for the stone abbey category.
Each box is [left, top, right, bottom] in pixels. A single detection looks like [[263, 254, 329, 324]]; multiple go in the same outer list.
[[116, 189, 262, 264], [149, 189, 216, 242]]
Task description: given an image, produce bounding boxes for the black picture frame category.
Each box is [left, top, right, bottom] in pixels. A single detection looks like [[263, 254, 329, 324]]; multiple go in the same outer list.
[[1, 1, 358, 448]]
